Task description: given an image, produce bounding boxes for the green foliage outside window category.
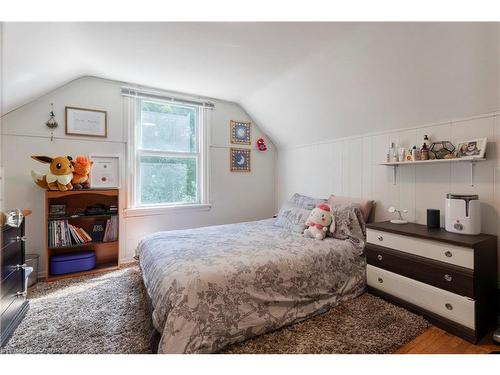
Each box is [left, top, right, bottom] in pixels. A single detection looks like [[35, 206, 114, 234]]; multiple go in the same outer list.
[[140, 156, 197, 205], [138, 100, 199, 205]]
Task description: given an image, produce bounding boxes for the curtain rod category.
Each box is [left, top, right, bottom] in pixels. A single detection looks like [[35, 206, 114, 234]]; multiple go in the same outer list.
[[121, 87, 215, 109]]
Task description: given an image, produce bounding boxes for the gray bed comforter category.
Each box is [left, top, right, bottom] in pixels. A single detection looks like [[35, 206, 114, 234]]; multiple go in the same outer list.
[[136, 212, 366, 353]]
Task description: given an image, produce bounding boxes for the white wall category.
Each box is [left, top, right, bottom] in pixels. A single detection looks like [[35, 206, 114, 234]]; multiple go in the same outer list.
[[276, 112, 500, 285], [1, 76, 276, 277], [244, 23, 499, 147]]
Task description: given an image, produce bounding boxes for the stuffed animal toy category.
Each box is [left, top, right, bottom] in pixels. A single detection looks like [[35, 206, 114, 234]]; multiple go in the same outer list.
[[256, 137, 267, 152], [304, 203, 334, 240], [71, 156, 93, 189], [31, 155, 74, 191]]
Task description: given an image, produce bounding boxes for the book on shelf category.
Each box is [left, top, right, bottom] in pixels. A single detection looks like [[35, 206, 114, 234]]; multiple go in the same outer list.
[[103, 215, 118, 242], [91, 221, 106, 242], [48, 220, 93, 248]]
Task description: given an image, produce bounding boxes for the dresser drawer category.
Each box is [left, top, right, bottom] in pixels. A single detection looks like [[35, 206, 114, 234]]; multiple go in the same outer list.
[[1, 240, 23, 282], [0, 269, 24, 313], [367, 229, 474, 269], [366, 244, 474, 298], [367, 265, 475, 329], [1, 225, 23, 251]]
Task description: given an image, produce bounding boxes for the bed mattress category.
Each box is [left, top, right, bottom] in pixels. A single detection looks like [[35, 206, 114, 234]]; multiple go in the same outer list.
[[136, 216, 366, 353]]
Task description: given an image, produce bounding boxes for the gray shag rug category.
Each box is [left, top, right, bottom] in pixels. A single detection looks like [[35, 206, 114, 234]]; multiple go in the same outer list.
[[1, 264, 430, 354]]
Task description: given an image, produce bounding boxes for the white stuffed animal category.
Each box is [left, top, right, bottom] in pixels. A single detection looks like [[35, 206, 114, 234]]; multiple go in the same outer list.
[[303, 203, 334, 240]]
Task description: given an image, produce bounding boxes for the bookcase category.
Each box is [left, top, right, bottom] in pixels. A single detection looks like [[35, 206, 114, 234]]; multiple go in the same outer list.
[[45, 189, 119, 281]]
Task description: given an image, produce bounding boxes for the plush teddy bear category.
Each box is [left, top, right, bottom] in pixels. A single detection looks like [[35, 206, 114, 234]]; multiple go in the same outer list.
[[71, 155, 93, 189], [31, 155, 74, 191], [303, 203, 334, 240]]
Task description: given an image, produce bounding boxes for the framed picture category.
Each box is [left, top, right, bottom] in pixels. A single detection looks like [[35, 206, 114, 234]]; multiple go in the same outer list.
[[230, 148, 251, 172], [66, 107, 107, 137], [89, 155, 120, 188], [230, 120, 251, 145], [455, 138, 487, 159]]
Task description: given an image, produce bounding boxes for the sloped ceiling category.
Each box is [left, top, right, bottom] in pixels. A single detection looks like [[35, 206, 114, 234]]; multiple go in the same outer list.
[[2, 22, 499, 147]]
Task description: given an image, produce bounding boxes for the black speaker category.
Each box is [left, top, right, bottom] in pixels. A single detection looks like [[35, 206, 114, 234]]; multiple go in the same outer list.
[[427, 209, 440, 229]]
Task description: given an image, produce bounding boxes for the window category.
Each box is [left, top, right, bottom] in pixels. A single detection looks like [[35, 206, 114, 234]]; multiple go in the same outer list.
[[132, 98, 207, 208]]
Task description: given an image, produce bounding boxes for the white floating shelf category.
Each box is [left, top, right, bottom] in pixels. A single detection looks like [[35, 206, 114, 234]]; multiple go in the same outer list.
[[380, 157, 486, 186], [380, 157, 486, 166]]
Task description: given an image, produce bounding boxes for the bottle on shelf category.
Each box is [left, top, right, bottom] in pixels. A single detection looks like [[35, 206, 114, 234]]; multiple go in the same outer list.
[[411, 145, 418, 161], [388, 142, 398, 162], [421, 137, 429, 161]]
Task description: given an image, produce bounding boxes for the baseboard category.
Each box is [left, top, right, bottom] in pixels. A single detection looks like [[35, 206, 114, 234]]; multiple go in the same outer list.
[[120, 257, 137, 265]]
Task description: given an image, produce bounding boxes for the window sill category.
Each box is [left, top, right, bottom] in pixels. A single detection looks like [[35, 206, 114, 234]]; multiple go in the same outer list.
[[124, 204, 212, 218]]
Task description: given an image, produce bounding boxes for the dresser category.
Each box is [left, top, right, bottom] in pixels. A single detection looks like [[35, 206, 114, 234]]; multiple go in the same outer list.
[[1, 211, 30, 346], [366, 221, 497, 343]]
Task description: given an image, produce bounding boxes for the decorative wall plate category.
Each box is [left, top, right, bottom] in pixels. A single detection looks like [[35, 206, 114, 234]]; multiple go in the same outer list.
[[230, 148, 251, 172], [230, 120, 251, 145]]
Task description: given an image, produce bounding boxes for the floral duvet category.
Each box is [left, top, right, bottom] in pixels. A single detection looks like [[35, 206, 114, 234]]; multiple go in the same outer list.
[[136, 211, 366, 353]]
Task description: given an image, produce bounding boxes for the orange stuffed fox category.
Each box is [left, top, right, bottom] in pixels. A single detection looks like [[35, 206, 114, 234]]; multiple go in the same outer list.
[[71, 156, 93, 189], [31, 155, 74, 191]]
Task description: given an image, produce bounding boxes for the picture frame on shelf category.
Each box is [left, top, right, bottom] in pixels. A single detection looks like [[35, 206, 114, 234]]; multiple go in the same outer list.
[[89, 155, 120, 188], [230, 148, 251, 172], [230, 120, 251, 145], [65, 106, 107, 137], [455, 138, 487, 159]]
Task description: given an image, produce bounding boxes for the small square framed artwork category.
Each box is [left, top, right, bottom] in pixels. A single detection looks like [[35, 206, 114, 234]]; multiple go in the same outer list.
[[230, 120, 251, 145], [230, 148, 251, 172], [89, 155, 120, 188]]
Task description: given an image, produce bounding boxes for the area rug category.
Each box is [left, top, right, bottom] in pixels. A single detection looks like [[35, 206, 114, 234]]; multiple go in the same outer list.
[[0, 264, 430, 354]]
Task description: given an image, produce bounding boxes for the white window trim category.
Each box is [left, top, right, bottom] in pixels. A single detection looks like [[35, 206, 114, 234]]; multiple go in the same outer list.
[[125, 93, 211, 216], [123, 203, 212, 218]]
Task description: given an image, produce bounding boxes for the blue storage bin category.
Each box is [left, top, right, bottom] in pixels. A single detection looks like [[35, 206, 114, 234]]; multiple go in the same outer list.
[[50, 251, 96, 275]]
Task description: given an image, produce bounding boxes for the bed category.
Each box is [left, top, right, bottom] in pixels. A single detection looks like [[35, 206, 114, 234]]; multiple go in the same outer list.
[[136, 206, 366, 354]]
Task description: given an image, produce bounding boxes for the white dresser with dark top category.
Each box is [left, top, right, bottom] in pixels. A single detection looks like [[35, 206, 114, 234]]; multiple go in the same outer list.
[[366, 221, 497, 343]]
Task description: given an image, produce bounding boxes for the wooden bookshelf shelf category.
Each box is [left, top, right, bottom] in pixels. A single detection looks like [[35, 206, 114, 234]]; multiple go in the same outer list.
[[45, 189, 119, 281], [48, 213, 118, 221], [48, 240, 118, 251], [46, 263, 119, 282]]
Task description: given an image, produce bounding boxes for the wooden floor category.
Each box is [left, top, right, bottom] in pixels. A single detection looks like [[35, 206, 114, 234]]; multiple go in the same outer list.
[[396, 326, 500, 354]]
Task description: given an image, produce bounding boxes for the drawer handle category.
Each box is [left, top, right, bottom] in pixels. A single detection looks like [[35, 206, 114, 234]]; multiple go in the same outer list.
[[15, 291, 27, 298], [444, 250, 452, 258], [377, 235, 383, 241], [377, 277, 384, 284], [15, 263, 27, 271], [445, 303, 453, 310], [444, 274, 452, 282], [16, 236, 27, 242], [377, 254, 383, 261]]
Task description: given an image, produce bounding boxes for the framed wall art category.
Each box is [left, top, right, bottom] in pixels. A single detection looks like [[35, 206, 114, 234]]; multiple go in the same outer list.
[[455, 138, 487, 159], [230, 148, 251, 172], [66, 106, 107, 137], [89, 155, 120, 188], [230, 120, 251, 145]]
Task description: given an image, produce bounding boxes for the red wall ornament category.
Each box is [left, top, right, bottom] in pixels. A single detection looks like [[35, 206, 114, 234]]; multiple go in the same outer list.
[[256, 137, 267, 152]]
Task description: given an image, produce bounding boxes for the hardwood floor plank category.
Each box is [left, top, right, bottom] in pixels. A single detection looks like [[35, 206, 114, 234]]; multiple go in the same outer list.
[[396, 327, 499, 354]]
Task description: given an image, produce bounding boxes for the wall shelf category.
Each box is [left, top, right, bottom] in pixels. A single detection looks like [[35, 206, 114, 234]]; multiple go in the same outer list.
[[380, 157, 486, 186]]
